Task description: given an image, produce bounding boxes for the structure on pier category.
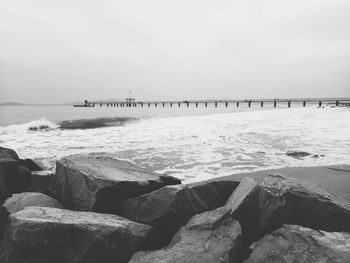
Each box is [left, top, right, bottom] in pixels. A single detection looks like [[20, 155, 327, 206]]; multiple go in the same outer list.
[[125, 97, 136, 107]]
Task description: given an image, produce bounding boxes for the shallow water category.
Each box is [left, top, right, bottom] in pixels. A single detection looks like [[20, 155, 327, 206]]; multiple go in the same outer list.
[[1, 105, 349, 182]]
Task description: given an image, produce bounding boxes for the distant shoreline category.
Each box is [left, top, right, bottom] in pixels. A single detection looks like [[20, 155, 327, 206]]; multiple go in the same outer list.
[[0, 102, 74, 106]]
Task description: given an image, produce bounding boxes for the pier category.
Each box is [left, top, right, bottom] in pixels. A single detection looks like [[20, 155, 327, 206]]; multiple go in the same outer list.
[[76, 98, 350, 108]]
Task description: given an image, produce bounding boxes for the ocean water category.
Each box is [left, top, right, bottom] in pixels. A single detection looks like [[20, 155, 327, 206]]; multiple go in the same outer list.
[[0, 104, 350, 183]]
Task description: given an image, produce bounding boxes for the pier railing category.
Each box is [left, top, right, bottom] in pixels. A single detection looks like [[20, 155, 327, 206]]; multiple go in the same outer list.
[[78, 98, 350, 108]]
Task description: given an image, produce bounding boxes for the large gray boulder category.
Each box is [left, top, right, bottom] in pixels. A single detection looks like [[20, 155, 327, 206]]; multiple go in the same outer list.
[[0, 146, 32, 193], [130, 207, 242, 263], [245, 225, 350, 263], [0, 206, 156, 263], [3, 192, 63, 214], [55, 153, 181, 212], [0, 192, 63, 244], [117, 180, 239, 245], [225, 174, 350, 255]]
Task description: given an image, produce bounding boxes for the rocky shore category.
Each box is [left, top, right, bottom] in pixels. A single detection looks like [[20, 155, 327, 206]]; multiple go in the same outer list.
[[0, 146, 349, 262]]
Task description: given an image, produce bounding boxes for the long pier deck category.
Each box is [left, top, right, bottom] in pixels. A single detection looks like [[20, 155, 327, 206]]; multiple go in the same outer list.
[[79, 98, 350, 108]]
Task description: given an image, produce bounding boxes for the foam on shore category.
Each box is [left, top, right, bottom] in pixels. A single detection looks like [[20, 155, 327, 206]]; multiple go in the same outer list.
[[0, 106, 349, 182]]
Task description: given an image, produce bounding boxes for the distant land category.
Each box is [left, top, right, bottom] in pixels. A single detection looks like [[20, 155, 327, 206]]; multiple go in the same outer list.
[[0, 99, 124, 106], [0, 102, 27, 106], [0, 101, 78, 106]]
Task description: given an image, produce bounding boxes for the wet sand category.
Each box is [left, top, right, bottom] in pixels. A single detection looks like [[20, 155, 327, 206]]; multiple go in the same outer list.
[[208, 164, 350, 201]]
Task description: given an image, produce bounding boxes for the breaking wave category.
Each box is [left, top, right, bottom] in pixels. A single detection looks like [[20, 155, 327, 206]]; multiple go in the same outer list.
[[0, 117, 140, 132], [0, 118, 58, 132], [58, 117, 139, 129]]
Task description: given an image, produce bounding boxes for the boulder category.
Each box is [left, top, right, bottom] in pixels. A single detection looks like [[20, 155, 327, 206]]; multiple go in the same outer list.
[[0, 146, 32, 193], [0, 206, 156, 263], [130, 207, 242, 263], [0, 192, 63, 244], [245, 225, 350, 263], [118, 180, 239, 245], [3, 192, 63, 214], [226, 174, 350, 255], [18, 158, 43, 171], [0, 206, 9, 244], [0, 165, 11, 204], [0, 147, 19, 161], [285, 150, 310, 158], [55, 153, 181, 212], [25, 170, 57, 198]]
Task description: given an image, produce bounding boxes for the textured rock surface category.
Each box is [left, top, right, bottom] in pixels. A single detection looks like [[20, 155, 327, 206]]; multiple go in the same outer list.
[[118, 180, 239, 245], [3, 192, 63, 213], [130, 207, 242, 263], [18, 159, 43, 171], [0, 192, 63, 244], [55, 153, 181, 211], [0, 206, 9, 244], [0, 165, 11, 204], [0, 207, 156, 263], [226, 174, 350, 256], [260, 174, 350, 233], [0, 146, 32, 193], [25, 170, 57, 198], [245, 225, 350, 263]]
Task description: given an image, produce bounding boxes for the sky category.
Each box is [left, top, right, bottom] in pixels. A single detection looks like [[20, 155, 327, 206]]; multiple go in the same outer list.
[[0, 0, 350, 104]]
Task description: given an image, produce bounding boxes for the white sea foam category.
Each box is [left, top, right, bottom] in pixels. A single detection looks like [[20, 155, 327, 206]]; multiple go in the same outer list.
[[1, 107, 349, 182]]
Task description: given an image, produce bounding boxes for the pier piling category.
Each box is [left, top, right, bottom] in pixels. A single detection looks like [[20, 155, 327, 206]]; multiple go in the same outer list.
[[86, 98, 349, 109]]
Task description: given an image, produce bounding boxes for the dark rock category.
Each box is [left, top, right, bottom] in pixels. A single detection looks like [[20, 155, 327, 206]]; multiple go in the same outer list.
[[118, 180, 239, 245], [0, 147, 19, 161], [226, 174, 350, 258], [260, 174, 350, 233], [18, 159, 43, 171], [55, 153, 181, 212], [0, 192, 63, 244], [25, 170, 57, 198], [11, 165, 32, 193], [225, 177, 261, 258], [285, 150, 310, 158], [0, 165, 11, 204], [0, 206, 156, 263], [0, 206, 9, 244], [130, 207, 242, 263], [245, 225, 350, 263], [0, 146, 32, 193]]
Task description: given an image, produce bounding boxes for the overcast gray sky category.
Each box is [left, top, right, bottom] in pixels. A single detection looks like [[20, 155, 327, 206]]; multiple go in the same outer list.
[[0, 0, 349, 103]]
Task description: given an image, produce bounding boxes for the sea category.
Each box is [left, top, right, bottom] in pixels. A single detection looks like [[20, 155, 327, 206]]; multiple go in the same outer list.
[[1, 103, 350, 183]]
